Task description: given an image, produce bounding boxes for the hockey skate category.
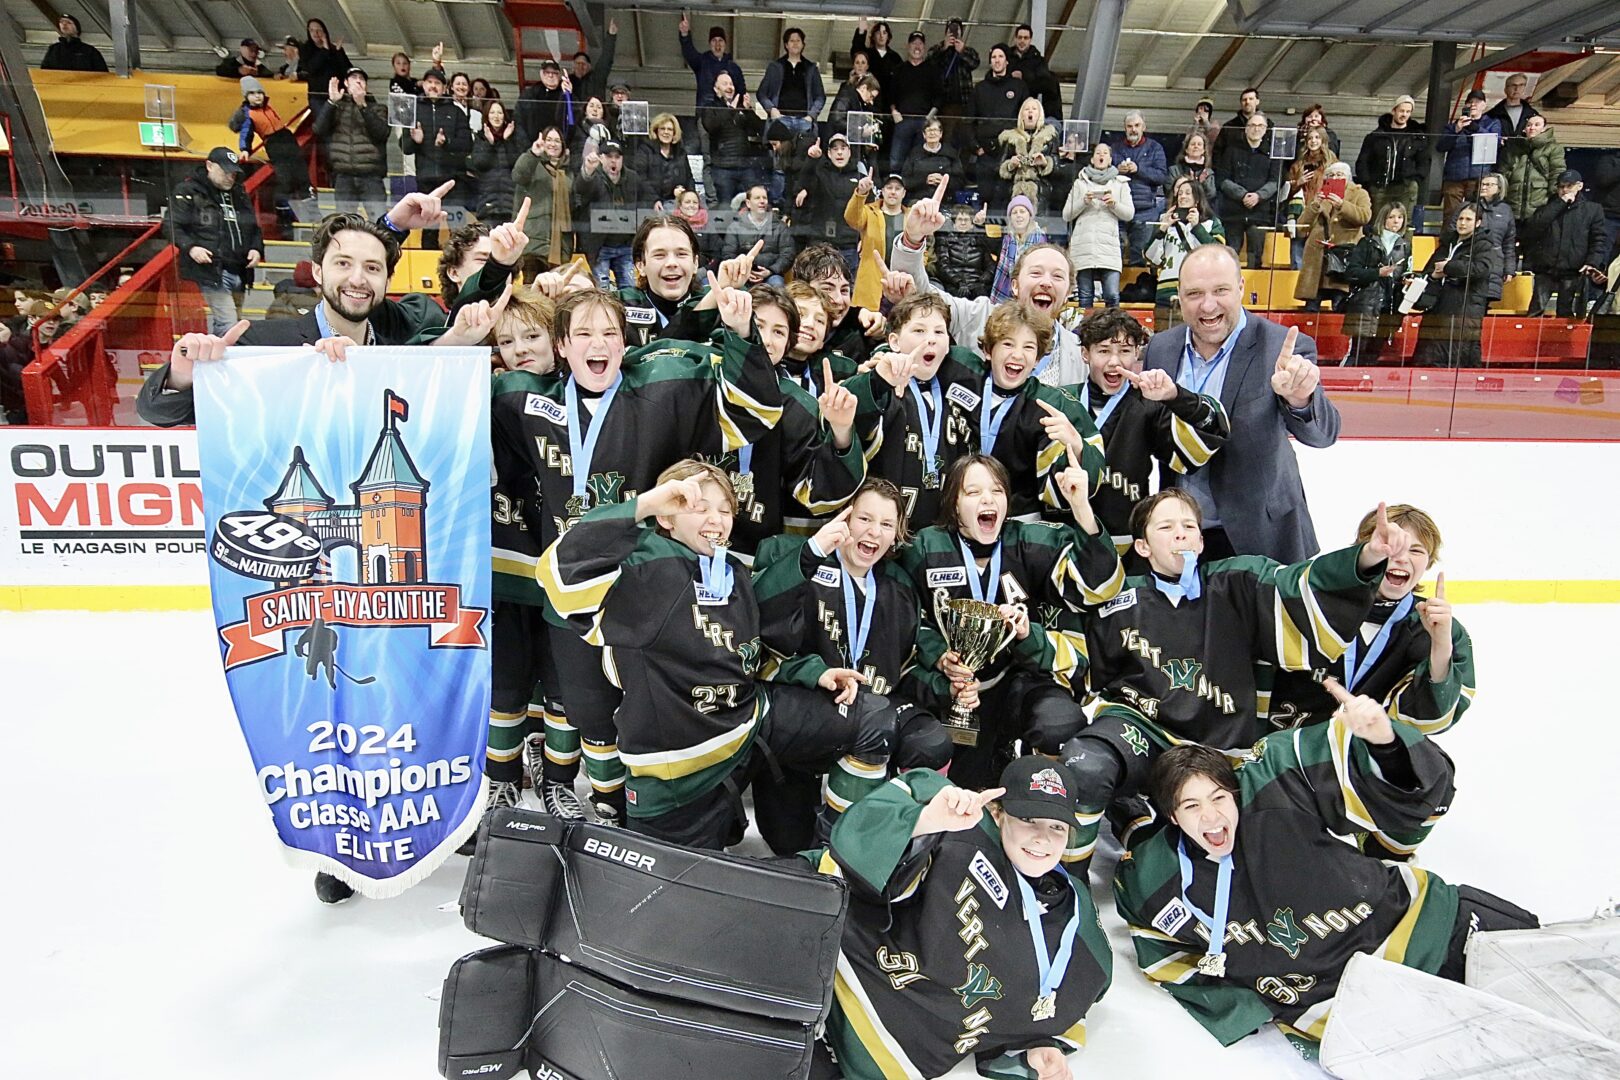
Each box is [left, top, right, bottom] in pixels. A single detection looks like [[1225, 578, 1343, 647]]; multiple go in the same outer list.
[[458, 779, 523, 855]]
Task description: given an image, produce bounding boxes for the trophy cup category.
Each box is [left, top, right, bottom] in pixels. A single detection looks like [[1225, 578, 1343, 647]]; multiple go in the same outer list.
[[933, 589, 1022, 747]]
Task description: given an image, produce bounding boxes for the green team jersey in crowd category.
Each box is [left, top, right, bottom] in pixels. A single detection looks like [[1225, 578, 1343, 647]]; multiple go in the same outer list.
[[816, 768, 1112, 1080], [1079, 381, 1229, 550], [489, 328, 782, 614], [617, 280, 715, 348], [1112, 715, 1459, 1056], [1085, 545, 1382, 752], [898, 522, 1126, 694], [753, 534, 947, 703], [538, 501, 763, 819]]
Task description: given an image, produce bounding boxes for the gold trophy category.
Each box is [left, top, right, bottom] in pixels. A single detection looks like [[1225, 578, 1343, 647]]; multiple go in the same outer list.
[[933, 589, 1022, 747]]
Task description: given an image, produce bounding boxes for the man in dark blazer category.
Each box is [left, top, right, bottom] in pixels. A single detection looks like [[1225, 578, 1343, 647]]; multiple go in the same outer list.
[[1144, 244, 1340, 563]]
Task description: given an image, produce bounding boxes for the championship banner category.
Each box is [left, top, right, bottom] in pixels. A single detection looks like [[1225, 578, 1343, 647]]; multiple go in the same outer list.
[[193, 346, 493, 897]]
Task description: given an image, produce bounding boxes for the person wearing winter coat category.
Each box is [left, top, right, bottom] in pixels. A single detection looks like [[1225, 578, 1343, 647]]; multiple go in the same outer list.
[[757, 28, 826, 136], [827, 72, 885, 174], [1216, 112, 1280, 268], [1168, 131, 1218, 210], [170, 149, 264, 335], [573, 140, 651, 288], [989, 194, 1049, 303], [41, 14, 107, 72], [1063, 144, 1135, 308], [1437, 91, 1503, 224], [1591, 152, 1620, 261], [702, 73, 764, 209], [1502, 115, 1564, 226], [1283, 128, 1337, 271], [1342, 202, 1414, 365], [1146, 176, 1225, 320], [1473, 173, 1517, 301], [997, 99, 1058, 213], [471, 101, 523, 223], [844, 173, 908, 309], [791, 133, 863, 268], [511, 127, 575, 280], [229, 77, 309, 204], [1524, 171, 1611, 318], [1354, 95, 1428, 231], [932, 204, 994, 299], [928, 18, 979, 148], [1293, 162, 1371, 309], [1485, 73, 1541, 138], [1414, 203, 1500, 367], [312, 70, 390, 214], [723, 185, 797, 284], [636, 113, 696, 206], [679, 18, 746, 110], [851, 19, 904, 98], [1110, 113, 1169, 267], [404, 69, 474, 248], [297, 19, 350, 119], [971, 46, 1031, 204], [900, 118, 960, 202]]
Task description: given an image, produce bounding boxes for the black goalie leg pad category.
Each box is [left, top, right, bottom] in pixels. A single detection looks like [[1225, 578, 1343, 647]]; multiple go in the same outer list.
[[459, 806, 567, 949], [437, 944, 536, 1080]]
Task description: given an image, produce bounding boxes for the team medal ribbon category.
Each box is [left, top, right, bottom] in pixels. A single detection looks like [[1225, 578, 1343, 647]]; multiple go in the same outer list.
[[1014, 872, 1082, 1022], [1343, 594, 1414, 690], [908, 377, 945, 488], [1079, 380, 1127, 433], [313, 301, 376, 346], [978, 376, 1019, 457], [734, 444, 755, 505], [1177, 838, 1234, 978], [957, 537, 1002, 605], [565, 374, 624, 517], [839, 557, 877, 669], [696, 550, 734, 603], [1151, 550, 1203, 603]]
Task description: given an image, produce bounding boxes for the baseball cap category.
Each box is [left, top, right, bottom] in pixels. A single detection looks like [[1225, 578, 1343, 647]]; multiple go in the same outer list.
[[282, 36, 299, 47], [883, 172, 906, 185], [206, 147, 243, 174], [240, 38, 260, 49], [1466, 89, 1487, 103], [421, 66, 447, 83], [600, 140, 624, 156], [827, 132, 850, 145], [997, 757, 1080, 824], [538, 59, 561, 72], [908, 31, 926, 43], [344, 67, 368, 81], [610, 80, 631, 93], [1557, 169, 1582, 186]]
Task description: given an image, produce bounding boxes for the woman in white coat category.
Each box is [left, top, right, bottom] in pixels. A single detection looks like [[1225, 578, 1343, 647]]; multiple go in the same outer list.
[[1063, 142, 1134, 308]]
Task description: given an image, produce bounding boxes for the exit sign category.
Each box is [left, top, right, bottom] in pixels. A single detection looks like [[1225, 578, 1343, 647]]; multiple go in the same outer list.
[[139, 122, 179, 148]]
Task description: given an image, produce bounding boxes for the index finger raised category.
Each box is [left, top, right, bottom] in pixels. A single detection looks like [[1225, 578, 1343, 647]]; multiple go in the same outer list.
[[1036, 399, 1062, 417], [222, 319, 253, 347], [1321, 677, 1355, 705], [428, 179, 456, 200], [1433, 571, 1446, 599], [559, 259, 584, 285], [932, 173, 949, 205], [1277, 325, 1299, 366], [975, 786, 1006, 806], [822, 356, 836, 389], [746, 237, 765, 262], [514, 196, 532, 224]]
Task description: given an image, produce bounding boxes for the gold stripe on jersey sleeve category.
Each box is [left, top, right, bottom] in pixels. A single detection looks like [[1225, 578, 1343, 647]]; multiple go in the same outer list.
[[861, 420, 885, 465], [1299, 564, 1353, 662], [1273, 590, 1308, 671], [618, 712, 758, 780], [492, 549, 539, 579], [1167, 413, 1217, 474], [832, 954, 928, 1080], [537, 543, 619, 616], [793, 475, 852, 516], [1140, 944, 1201, 985], [1325, 712, 1377, 831], [715, 379, 784, 451], [1056, 1018, 1088, 1050], [1375, 865, 1432, 966]]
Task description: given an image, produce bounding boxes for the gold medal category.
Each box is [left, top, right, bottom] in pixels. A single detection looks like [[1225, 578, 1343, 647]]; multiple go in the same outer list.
[[1196, 952, 1227, 978], [1031, 992, 1057, 1021]]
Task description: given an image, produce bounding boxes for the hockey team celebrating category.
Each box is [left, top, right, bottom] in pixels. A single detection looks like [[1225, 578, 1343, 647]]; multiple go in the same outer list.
[[148, 180, 1534, 1080]]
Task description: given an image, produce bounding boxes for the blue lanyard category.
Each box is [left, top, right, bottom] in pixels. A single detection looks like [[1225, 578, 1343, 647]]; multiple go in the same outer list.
[[737, 444, 753, 477], [957, 537, 1001, 604], [978, 376, 1019, 456], [1343, 594, 1414, 690], [907, 377, 943, 473], [839, 556, 878, 668], [1032, 347, 1056, 380], [1014, 870, 1082, 1005], [1079, 381, 1128, 433], [565, 374, 623, 500], [696, 552, 734, 602], [1151, 550, 1202, 603], [1177, 839, 1234, 965], [313, 301, 371, 345]]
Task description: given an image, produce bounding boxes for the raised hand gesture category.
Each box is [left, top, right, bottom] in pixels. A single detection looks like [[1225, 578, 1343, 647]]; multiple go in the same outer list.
[[812, 505, 853, 554], [857, 307, 887, 338], [387, 179, 455, 232], [636, 475, 706, 521], [1417, 572, 1453, 678], [534, 259, 589, 299], [713, 274, 754, 337], [1269, 325, 1320, 409], [166, 319, 252, 391], [488, 199, 532, 266], [431, 41, 444, 65], [1123, 366, 1178, 402], [715, 238, 765, 290], [903, 175, 950, 244], [916, 784, 1007, 835], [328, 77, 342, 103], [1036, 399, 1082, 452], [1056, 446, 1099, 534], [439, 280, 514, 346], [678, 11, 690, 35], [1322, 677, 1395, 745], [873, 346, 916, 390], [881, 268, 916, 304], [818, 666, 869, 706], [818, 357, 858, 448], [1359, 501, 1413, 570]]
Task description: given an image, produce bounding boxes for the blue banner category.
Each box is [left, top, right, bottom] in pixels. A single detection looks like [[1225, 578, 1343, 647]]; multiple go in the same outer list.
[[194, 347, 492, 897]]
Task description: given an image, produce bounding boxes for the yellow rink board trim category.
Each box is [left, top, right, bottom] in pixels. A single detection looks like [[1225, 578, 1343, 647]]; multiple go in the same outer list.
[[1, 581, 1617, 612]]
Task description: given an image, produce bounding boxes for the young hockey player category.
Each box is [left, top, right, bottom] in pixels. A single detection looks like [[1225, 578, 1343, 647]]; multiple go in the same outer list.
[[815, 757, 1111, 1080], [899, 453, 1124, 788], [1059, 490, 1407, 877], [1265, 504, 1474, 740], [754, 479, 954, 822], [782, 280, 861, 393], [698, 283, 866, 558], [540, 460, 909, 853], [615, 214, 713, 346], [1073, 307, 1229, 553], [492, 285, 782, 826], [791, 243, 888, 367], [1113, 678, 1536, 1059]]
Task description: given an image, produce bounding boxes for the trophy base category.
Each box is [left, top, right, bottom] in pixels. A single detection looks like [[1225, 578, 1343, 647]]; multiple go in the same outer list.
[[944, 709, 980, 747]]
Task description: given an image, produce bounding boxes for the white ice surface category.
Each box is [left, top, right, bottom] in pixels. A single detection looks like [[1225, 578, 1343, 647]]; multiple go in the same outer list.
[[2, 605, 1614, 1079]]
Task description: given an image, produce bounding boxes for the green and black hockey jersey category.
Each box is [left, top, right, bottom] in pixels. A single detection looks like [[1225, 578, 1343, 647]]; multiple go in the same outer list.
[[753, 535, 946, 704], [490, 328, 782, 613], [816, 768, 1112, 1080], [1085, 544, 1382, 752], [1112, 715, 1459, 1054], [898, 522, 1125, 693], [538, 501, 763, 820], [490, 374, 552, 607], [618, 281, 714, 349], [1080, 382, 1229, 550]]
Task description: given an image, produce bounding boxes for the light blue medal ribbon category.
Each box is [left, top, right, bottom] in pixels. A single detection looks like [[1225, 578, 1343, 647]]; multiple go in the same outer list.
[[1177, 838, 1235, 978], [696, 551, 734, 602], [839, 556, 877, 669], [1343, 594, 1414, 691], [564, 374, 623, 512], [1151, 550, 1202, 603], [957, 537, 1002, 604], [908, 377, 944, 487], [978, 376, 1019, 457], [313, 301, 374, 345], [1079, 380, 1127, 433], [1031, 347, 1056, 380], [1014, 871, 1083, 1021]]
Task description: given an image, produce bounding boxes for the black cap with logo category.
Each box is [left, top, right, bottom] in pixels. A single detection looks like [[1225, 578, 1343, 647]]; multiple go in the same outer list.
[[996, 757, 1080, 824]]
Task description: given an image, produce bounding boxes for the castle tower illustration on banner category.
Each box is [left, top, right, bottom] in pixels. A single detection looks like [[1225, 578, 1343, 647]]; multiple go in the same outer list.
[[265, 390, 431, 586]]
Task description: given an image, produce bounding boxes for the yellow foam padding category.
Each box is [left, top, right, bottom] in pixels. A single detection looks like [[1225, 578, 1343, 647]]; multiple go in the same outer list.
[[389, 249, 449, 296], [1489, 274, 1533, 315], [4, 581, 1615, 611], [33, 68, 309, 160], [1411, 234, 1438, 264]]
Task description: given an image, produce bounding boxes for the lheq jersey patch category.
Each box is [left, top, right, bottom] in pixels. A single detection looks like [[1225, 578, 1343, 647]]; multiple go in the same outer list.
[[694, 584, 729, 606], [812, 564, 842, 588], [1098, 588, 1138, 617], [968, 849, 1009, 910], [1028, 767, 1068, 797], [1152, 896, 1193, 936], [625, 306, 658, 326], [927, 566, 968, 589], [524, 393, 567, 424], [946, 383, 982, 412]]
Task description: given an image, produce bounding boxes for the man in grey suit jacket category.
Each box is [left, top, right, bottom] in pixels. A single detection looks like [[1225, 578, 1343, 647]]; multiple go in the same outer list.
[[1144, 244, 1340, 563]]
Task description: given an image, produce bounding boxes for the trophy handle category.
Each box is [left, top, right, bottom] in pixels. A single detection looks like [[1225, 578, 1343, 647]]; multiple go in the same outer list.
[[933, 587, 951, 643], [994, 603, 1026, 656]]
